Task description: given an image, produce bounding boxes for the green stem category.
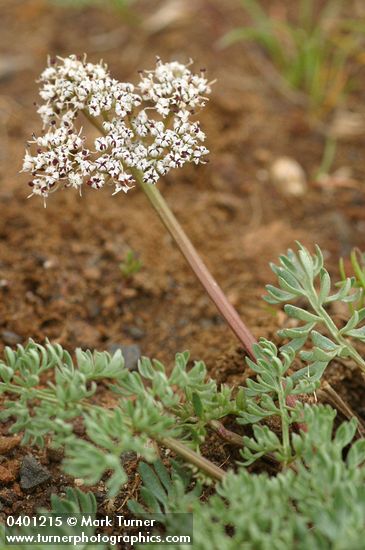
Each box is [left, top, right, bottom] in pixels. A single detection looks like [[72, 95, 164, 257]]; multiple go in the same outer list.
[[134, 175, 257, 359], [208, 420, 284, 466], [2, 383, 57, 402], [209, 419, 245, 446], [318, 303, 365, 372], [315, 134, 337, 180], [308, 290, 365, 373], [161, 436, 225, 482], [278, 384, 291, 464]]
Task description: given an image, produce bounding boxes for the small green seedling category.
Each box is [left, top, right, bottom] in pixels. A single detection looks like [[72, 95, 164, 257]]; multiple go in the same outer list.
[[120, 250, 142, 279]]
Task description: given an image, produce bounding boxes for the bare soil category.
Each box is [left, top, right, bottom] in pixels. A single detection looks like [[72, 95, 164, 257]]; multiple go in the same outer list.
[[0, 0, 365, 536]]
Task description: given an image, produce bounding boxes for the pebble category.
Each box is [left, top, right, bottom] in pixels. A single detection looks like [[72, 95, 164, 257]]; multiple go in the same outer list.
[[0, 435, 21, 455], [46, 447, 64, 463], [121, 288, 138, 299], [270, 156, 307, 197], [94, 491, 106, 502], [1, 330, 22, 345], [0, 464, 16, 484], [102, 295, 118, 309], [84, 267, 101, 281], [20, 455, 51, 490], [107, 344, 141, 371], [0, 489, 15, 506], [330, 110, 364, 140], [143, 0, 191, 33], [125, 326, 145, 340], [254, 148, 272, 164]]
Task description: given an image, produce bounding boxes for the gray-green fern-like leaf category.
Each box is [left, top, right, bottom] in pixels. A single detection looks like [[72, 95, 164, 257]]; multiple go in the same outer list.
[[0, 488, 104, 550], [138, 407, 365, 550], [266, 242, 365, 376]]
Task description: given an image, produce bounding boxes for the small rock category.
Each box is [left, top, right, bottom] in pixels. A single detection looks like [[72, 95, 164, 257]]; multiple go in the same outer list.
[[1, 330, 22, 345], [74, 478, 84, 487], [121, 288, 138, 299], [12, 483, 22, 497], [20, 455, 51, 490], [47, 447, 64, 463], [332, 166, 353, 180], [84, 267, 101, 281], [143, 0, 192, 33], [0, 436, 21, 455], [125, 326, 145, 340], [107, 344, 141, 371], [0, 489, 15, 506], [102, 295, 118, 309], [254, 148, 272, 164], [0, 279, 9, 289], [226, 289, 240, 307], [270, 156, 307, 197], [43, 259, 57, 269], [0, 464, 16, 484], [330, 110, 365, 140]]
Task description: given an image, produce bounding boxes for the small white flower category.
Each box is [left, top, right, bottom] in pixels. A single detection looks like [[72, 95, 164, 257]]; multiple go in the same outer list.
[[22, 151, 36, 172], [88, 174, 105, 189], [68, 172, 84, 189], [24, 55, 211, 200], [138, 59, 211, 115]]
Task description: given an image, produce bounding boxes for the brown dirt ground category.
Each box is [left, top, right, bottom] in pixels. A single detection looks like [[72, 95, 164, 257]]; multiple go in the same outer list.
[[0, 0, 365, 538]]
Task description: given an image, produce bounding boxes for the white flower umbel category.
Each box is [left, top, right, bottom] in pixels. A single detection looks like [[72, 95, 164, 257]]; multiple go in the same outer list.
[[24, 123, 93, 197], [23, 55, 258, 360], [23, 55, 211, 198]]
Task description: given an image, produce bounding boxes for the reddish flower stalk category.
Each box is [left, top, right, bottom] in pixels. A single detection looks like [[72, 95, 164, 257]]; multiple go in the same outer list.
[[135, 175, 257, 359]]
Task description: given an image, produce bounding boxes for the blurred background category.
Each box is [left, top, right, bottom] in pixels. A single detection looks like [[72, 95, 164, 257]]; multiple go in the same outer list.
[[0, 0, 364, 378]]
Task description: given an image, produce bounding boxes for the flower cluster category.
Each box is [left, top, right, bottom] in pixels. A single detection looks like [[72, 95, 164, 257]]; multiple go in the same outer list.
[[139, 59, 210, 115], [23, 55, 211, 199], [37, 54, 142, 125]]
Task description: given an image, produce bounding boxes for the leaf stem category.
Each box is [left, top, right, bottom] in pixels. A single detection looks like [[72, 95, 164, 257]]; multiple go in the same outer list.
[[161, 436, 225, 482], [278, 383, 291, 464], [309, 290, 365, 373], [209, 419, 288, 468], [208, 419, 244, 446]]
